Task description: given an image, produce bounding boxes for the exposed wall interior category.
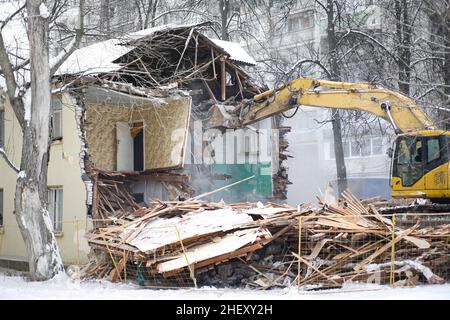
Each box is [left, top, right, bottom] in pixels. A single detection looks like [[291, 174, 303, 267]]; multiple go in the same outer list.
[[83, 86, 192, 172]]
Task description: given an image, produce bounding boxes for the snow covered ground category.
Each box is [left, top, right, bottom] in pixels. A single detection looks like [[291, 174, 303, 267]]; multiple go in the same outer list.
[[0, 273, 449, 299]]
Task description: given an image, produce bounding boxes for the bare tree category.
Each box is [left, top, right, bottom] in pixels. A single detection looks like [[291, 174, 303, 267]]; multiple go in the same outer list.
[[219, 0, 230, 40], [422, 0, 450, 123], [315, 0, 348, 194], [0, 0, 84, 280], [134, 0, 159, 29]]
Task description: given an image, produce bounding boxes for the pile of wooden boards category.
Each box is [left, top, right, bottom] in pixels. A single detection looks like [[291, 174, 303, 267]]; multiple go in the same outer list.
[[83, 199, 303, 283], [89, 169, 140, 228], [83, 190, 449, 289], [293, 190, 449, 288]]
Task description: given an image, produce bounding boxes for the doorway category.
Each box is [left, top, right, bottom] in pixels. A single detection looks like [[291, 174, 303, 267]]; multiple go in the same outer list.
[[116, 121, 144, 172], [131, 122, 144, 172]]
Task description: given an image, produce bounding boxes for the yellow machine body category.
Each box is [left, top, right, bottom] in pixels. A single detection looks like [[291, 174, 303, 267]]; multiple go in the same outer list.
[[391, 131, 450, 201]]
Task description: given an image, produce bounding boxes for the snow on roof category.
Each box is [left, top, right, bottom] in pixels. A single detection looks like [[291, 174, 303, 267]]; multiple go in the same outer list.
[[55, 39, 133, 76], [208, 38, 257, 66], [55, 23, 207, 76], [123, 23, 188, 41]]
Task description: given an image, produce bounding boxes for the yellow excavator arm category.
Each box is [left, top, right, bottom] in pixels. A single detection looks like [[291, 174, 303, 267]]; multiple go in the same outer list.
[[240, 78, 434, 133], [207, 77, 450, 201]]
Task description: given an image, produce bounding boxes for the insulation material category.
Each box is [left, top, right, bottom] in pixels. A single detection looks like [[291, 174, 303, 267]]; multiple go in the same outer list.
[[131, 95, 191, 170], [84, 89, 191, 171], [85, 104, 130, 171]]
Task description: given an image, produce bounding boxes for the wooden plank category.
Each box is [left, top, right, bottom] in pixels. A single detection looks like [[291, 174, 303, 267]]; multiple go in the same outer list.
[[203, 80, 217, 103], [220, 56, 226, 101], [354, 225, 417, 271], [162, 242, 263, 278], [157, 229, 266, 273], [130, 173, 190, 183]]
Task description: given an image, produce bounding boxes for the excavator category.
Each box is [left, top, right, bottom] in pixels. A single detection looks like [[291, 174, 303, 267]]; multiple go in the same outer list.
[[209, 77, 450, 202]]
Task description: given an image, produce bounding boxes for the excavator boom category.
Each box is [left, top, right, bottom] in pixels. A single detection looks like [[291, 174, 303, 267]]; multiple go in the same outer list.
[[241, 78, 434, 133], [207, 77, 450, 201]]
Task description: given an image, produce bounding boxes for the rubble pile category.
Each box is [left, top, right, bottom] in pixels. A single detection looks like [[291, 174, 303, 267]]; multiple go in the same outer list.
[[83, 190, 449, 289]]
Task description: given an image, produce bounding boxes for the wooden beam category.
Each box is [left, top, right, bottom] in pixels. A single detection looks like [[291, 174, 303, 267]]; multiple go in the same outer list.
[[235, 69, 244, 100], [92, 174, 99, 220], [220, 56, 226, 101], [202, 80, 217, 103], [211, 47, 216, 78], [130, 173, 190, 183]]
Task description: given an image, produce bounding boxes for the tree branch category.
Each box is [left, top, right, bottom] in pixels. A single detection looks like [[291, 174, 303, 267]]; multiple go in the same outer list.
[[0, 58, 30, 76], [315, 0, 328, 13], [148, 9, 214, 25], [0, 147, 19, 173], [0, 28, 25, 128], [345, 29, 400, 63], [50, 0, 85, 76], [0, 3, 26, 30], [0, 32, 17, 99], [286, 59, 332, 79]]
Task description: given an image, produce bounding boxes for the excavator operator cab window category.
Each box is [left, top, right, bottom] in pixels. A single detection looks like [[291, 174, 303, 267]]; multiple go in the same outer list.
[[394, 135, 449, 188], [395, 137, 424, 186], [426, 138, 440, 163], [412, 140, 422, 163]]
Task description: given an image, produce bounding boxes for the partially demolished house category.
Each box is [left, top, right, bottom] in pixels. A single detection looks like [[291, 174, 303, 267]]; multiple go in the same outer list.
[[0, 23, 289, 265]]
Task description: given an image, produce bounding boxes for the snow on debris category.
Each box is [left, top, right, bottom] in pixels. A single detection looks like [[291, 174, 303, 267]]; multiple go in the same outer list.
[[208, 38, 257, 66]]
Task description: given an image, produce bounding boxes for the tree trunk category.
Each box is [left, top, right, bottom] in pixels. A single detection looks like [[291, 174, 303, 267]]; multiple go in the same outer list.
[[15, 0, 64, 281], [424, 1, 450, 128], [219, 0, 230, 40], [100, 0, 111, 37], [442, 6, 450, 113], [326, 0, 348, 195], [151, 0, 158, 27], [395, 0, 412, 95]]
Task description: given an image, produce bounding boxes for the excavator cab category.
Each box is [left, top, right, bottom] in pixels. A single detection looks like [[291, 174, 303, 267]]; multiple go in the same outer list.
[[391, 131, 450, 201]]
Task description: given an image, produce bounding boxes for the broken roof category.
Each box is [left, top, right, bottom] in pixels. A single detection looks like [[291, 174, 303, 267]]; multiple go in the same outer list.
[[55, 22, 256, 77], [208, 38, 257, 66], [55, 38, 132, 76], [55, 24, 197, 76]]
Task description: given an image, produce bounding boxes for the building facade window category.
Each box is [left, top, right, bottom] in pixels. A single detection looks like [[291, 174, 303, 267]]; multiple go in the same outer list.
[[51, 97, 63, 140], [328, 137, 385, 159], [288, 16, 300, 32], [0, 110, 4, 148], [47, 188, 63, 232], [299, 11, 314, 29], [288, 10, 314, 32]]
